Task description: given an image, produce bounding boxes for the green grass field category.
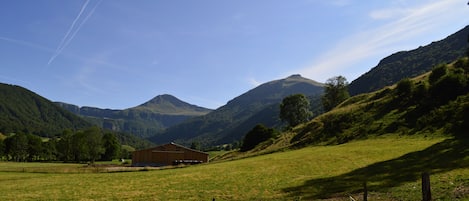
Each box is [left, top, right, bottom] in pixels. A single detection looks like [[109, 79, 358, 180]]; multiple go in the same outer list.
[[1, 136, 468, 200]]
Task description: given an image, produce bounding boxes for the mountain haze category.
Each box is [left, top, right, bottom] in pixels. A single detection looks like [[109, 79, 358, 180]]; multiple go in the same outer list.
[[349, 25, 469, 95], [57, 94, 212, 138], [150, 74, 324, 146]]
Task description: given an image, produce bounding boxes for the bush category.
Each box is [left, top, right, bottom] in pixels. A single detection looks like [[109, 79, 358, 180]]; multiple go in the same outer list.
[[430, 72, 468, 105], [429, 64, 448, 84], [394, 78, 414, 105], [241, 124, 277, 152], [454, 57, 469, 72]]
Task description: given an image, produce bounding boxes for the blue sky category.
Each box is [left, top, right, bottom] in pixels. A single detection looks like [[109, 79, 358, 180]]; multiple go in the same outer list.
[[1, 0, 468, 109]]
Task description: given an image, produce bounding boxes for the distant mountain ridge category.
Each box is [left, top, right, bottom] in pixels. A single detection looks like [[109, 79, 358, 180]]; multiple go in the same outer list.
[[0, 83, 154, 149], [349, 25, 469, 95], [56, 94, 212, 138], [150, 74, 324, 146]]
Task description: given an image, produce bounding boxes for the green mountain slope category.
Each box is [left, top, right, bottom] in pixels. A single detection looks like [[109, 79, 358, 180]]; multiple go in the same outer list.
[[150, 74, 324, 146], [0, 83, 91, 136], [349, 25, 469, 95], [56, 94, 212, 138], [286, 57, 469, 148]]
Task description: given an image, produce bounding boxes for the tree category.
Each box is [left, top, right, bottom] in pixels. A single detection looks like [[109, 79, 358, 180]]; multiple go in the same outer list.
[[42, 138, 58, 161], [4, 133, 28, 162], [57, 129, 74, 161], [84, 126, 104, 163], [71, 130, 88, 162], [394, 78, 414, 105], [190, 141, 201, 150], [102, 132, 120, 161], [322, 76, 350, 111], [26, 134, 43, 161], [279, 94, 312, 127], [0, 138, 5, 160], [430, 72, 468, 105], [241, 124, 277, 152], [429, 64, 447, 84]]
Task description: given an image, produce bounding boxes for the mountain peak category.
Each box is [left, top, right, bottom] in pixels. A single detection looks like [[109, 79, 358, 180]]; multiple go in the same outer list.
[[288, 74, 302, 78], [136, 94, 212, 115], [225, 74, 324, 107], [143, 94, 180, 105], [281, 74, 324, 87]]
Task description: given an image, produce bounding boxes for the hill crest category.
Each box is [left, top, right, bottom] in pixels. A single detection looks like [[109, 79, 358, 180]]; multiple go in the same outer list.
[[134, 94, 212, 115]]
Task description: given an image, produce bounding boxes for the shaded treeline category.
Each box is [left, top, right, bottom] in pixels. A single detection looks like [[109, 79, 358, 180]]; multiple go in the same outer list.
[[0, 126, 127, 163]]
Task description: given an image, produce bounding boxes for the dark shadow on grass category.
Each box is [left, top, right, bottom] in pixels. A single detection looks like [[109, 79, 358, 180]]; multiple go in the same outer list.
[[283, 138, 469, 199]]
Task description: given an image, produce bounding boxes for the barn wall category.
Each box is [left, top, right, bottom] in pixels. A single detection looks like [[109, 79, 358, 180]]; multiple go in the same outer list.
[[132, 143, 209, 167]]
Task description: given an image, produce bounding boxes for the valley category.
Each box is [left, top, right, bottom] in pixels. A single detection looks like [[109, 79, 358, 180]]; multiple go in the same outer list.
[[0, 16, 468, 201]]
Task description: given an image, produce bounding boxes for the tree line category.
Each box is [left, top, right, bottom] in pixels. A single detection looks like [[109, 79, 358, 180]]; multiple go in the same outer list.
[[0, 126, 126, 163]]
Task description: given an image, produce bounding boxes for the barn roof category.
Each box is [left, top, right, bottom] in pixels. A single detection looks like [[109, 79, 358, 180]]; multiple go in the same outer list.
[[134, 142, 209, 155]]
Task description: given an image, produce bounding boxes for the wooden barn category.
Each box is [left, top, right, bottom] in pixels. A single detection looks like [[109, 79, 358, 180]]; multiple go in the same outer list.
[[131, 142, 209, 167]]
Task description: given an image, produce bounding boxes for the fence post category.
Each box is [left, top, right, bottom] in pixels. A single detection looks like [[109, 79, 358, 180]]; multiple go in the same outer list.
[[422, 172, 431, 201], [363, 181, 368, 201]]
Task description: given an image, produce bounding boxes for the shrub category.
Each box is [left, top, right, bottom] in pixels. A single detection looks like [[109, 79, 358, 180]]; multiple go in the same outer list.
[[394, 78, 414, 105], [241, 124, 277, 152], [454, 57, 469, 72], [430, 73, 468, 105], [429, 64, 448, 84]]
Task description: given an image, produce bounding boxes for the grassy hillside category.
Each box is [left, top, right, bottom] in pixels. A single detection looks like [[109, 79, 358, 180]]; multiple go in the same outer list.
[[1, 136, 468, 200], [288, 57, 469, 147]]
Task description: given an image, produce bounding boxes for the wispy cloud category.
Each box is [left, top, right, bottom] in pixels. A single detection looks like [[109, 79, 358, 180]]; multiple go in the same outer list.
[[369, 7, 412, 20], [0, 36, 53, 52], [47, 0, 102, 66], [248, 77, 262, 87], [299, 0, 467, 81]]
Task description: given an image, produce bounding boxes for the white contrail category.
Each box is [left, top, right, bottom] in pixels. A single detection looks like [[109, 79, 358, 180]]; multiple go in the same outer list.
[[57, 0, 103, 58], [47, 0, 90, 65], [47, 0, 101, 65]]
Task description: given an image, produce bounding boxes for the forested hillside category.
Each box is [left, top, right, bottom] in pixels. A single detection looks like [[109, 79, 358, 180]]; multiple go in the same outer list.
[[150, 75, 324, 147], [349, 25, 469, 95], [0, 83, 91, 137]]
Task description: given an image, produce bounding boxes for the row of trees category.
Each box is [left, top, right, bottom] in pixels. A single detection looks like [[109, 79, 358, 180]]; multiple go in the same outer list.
[[0, 126, 123, 163]]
